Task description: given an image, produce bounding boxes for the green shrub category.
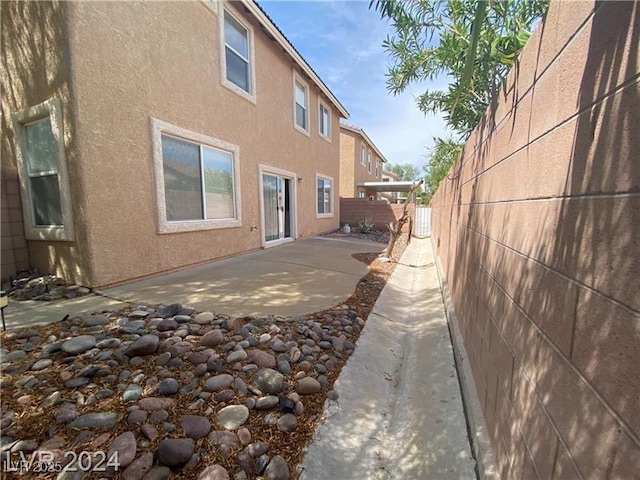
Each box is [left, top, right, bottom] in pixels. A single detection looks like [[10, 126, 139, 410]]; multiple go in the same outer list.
[[357, 217, 375, 234]]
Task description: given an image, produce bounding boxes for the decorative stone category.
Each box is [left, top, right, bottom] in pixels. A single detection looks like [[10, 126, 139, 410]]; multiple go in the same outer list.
[[201, 329, 225, 347], [194, 312, 215, 324], [127, 410, 148, 425], [157, 378, 179, 396], [61, 335, 96, 355], [123, 385, 144, 403], [252, 369, 284, 394], [31, 359, 53, 371], [141, 466, 171, 480], [69, 412, 119, 429], [264, 455, 290, 480], [277, 414, 298, 432], [247, 349, 276, 368], [108, 431, 137, 468], [138, 397, 175, 411], [198, 465, 230, 480], [157, 319, 179, 332], [157, 438, 194, 467], [208, 431, 241, 458], [216, 405, 249, 430], [297, 377, 322, 394], [255, 396, 279, 410], [237, 427, 251, 446], [226, 350, 247, 363], [180, 415, 211, 440], [122, 451, 153, 480], [158, 303, 182, 319], [205, 374, 234, 392], [125, 335, 159, 356]]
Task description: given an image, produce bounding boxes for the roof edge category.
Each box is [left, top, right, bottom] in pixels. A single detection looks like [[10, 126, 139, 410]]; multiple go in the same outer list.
[[244, 0, 350, 119], [340, 122, 388, 163]]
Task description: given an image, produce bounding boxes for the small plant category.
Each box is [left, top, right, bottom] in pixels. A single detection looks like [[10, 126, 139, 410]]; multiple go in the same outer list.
[[357, 217, 375, 234]]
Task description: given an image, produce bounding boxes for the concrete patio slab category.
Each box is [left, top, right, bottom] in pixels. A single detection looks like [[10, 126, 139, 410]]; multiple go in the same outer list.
[[3, 236, 383, 329], [300, 237, 476, 479]]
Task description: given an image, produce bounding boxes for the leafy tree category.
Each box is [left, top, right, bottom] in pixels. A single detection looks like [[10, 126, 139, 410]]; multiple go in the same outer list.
[[422, 137, 463, 203], [371, 0, 549, 136], [385, 162, 421, 181]]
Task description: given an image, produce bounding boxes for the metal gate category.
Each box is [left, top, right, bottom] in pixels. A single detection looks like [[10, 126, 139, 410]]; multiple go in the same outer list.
[[413, 206, 431, 238]]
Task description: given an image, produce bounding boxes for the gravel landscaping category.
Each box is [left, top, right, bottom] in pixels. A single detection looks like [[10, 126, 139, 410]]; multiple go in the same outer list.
[[0, 235, 408, 479]]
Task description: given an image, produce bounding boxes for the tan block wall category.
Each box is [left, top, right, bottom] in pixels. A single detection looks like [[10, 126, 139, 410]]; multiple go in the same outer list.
[[340, 198, 414, 232], [430, 1, 640, 478], [2, 1, 342, 287]]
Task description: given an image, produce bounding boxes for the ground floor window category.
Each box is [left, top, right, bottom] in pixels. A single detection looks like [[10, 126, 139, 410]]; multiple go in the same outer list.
[[12, 98, 74, 241], [151, 118, 242, 233], [316, 174, 333, 217]]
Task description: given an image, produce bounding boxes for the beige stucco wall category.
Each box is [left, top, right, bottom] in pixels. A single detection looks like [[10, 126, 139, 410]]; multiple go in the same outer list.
[[339, 130, 355, 198], [339, 127, 384, 198], [2, 0, 342, 287], [1, 1, 94, 284], [430, 1, 640, 478]]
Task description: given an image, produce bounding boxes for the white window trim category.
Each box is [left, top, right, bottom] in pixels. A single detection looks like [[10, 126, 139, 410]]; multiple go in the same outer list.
[[12, 98, 74, 242], [151, 118, 242, 234], [375, 160, 380, 178], [367, 151, 372, 173], [220, 6, 256, 104], [315, 173, 334, 219], [360, 143, 366, 165], [293, 71, 310, 136], [318, 99, 331, 142], [201, 0, 219, 16]]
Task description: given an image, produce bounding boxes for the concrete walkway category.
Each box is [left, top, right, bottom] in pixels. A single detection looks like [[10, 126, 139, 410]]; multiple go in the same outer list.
[[3, 237, 383, 329], [300, 237, 476, 479]]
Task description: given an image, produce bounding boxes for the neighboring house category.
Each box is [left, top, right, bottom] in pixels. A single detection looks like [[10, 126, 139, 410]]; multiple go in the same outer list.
[[338, 123, 387, 199], [0, 0, 349, 287], [381, 169, 402, 203]]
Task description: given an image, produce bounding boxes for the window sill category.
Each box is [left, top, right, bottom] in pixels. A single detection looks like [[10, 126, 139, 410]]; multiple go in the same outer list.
[[221, 80, 256, 105], [294, 124, 310, 137], [158, 218, 242, 234], [319, 133, 332, 143], [315, 213, 334, 219], [24, 224, 74, 242]]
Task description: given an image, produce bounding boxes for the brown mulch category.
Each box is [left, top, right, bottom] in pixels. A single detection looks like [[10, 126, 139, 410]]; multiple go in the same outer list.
[[0, 234, 410, 479]]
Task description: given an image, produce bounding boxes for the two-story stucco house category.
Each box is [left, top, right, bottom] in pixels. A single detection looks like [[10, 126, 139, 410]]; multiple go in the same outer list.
[[338, 123, 387, 199], [1, 0, 349, 287]]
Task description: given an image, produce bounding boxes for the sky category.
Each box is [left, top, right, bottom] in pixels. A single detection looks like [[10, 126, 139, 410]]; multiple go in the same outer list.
[[259, 0, 451, 171]]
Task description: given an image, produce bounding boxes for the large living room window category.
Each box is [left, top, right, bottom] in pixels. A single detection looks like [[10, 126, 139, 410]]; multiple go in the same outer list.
[[12, 98, 74, 241], [221, 9, 255, 102], [152, 118, 242, 233], [316, 174, 333, 217]]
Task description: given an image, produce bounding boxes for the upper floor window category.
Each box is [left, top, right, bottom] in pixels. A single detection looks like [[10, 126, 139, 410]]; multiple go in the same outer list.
[[318, 101, 331, 139], [12, 98, 74, 241], [151, 118, 242, 233], [367, 152, 372, 173], [221, 10, 255, 102], [294, 78, 309, 133], [375, 160, 379, 178], [360, 144, 366, 165]]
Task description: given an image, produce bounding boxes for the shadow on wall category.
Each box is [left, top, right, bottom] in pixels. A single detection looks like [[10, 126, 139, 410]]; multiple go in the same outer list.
[[440, 2, 640, 478], [1, 2, 90, 285]]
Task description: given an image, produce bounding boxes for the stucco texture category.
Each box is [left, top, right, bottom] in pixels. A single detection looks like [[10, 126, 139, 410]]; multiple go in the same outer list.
[[2, 0, 344, 287], [430, 1, 640, 478]]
